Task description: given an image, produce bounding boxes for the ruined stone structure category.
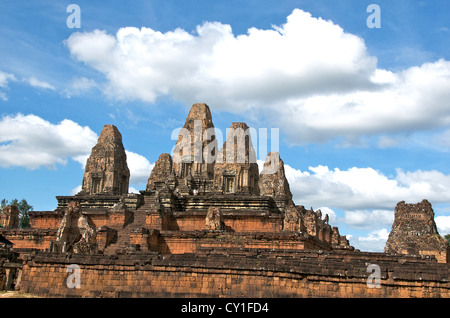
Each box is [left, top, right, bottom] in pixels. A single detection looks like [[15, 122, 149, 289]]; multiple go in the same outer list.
[[173, 103, 216, 180], [0, 205, 19, 228], [146, 153, 173, 192], [385, 200, 450, 263], [52, 201, 98, 254], [78, 124, 130, 196], [213, 122, 260, 195], [259, 152, 293, 203], [0, 103, 448, 298]]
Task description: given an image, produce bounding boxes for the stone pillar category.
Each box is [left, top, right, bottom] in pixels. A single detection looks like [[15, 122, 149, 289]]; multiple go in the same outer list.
[[0, 205, 19, 228]]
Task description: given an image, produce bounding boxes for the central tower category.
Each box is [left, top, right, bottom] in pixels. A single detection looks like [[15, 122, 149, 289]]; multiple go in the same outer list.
[[172, 103, 218, 194]]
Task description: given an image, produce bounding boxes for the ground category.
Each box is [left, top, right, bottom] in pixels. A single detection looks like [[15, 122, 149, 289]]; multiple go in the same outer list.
[[0, 290, 41, 298]]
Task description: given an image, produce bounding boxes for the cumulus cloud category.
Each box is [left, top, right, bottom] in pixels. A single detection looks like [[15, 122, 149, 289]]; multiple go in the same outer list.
[[0, 113, 155, 190], [283, 162, 450, 246], [0, 113, 98, 169], [435, 216, 450, 235], [66, 10, 375, 107], [65, 9, 450, 145], [344, 210, 394, 229], [284, 164, 450, 211], [125, 150, 154, 186], [352, 228, 390, 252]]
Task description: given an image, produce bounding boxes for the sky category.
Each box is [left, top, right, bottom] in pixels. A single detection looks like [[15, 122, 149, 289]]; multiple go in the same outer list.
[[0, 0, 450, 252]]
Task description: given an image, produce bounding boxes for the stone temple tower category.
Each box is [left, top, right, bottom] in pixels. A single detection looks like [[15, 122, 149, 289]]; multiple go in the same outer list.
[[171, 103, 218, 194], [172, 103, 217, 180], [213, 122, 260, 195], [78, 125, 130, 196], [385, 200, 449, 263]]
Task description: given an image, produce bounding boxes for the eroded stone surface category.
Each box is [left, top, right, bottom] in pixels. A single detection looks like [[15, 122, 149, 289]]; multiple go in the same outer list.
[[79, 125, 130, 196], [55, 201, 97, 254], [146, 153, 174, 192], [0, 206, 19, 228], [385, 200, 449, 262], [205, 207, 224, 231], [214, 122, 259, 195], [259, 152, 293, 204], [172, 103, 216, 180]]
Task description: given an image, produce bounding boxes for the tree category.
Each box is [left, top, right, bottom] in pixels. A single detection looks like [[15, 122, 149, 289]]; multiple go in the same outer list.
[[1, 198, 33, 228], [445, 234, 450, 245]]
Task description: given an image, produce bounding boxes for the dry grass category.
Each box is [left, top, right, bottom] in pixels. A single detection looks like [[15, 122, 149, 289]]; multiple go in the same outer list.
[[0, 291, 41, 298]]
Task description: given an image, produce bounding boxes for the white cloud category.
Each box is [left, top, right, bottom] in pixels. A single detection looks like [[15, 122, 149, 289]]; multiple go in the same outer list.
[[70, 185, 82, 195], [125, 150, 154, 186], [65, 10, 376, 108], [0, 113, 155, 193], [25, 77, 55, 90], [0, 70, 56, 99], [65, 77, 99, 98], [280, 59, 450, 144], [128, 186, 140, 194], [284, 163, 450, 211], [282, 162, 450, 248], [65, 9, 450, 146], [0, 71, 16, 88], [359, 228, 390, 242], [435, 216, 450, 235], [0, 113, 98, 169], [344, 210, 394, 229], [353, 228, 390, 252], [0, 71, 16, 101]]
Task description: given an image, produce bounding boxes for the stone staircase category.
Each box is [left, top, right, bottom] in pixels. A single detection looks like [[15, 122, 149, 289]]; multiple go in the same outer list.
[[102, 195, 156, 255]]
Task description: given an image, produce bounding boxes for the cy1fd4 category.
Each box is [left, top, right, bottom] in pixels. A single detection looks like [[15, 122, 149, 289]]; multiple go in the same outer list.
[[225, 303, 269, 313]]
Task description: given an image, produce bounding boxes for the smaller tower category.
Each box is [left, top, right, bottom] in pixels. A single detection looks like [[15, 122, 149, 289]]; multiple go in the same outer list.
[[213, 122, 259, 195], [385, 200, 449, 263], [78, 125, 130, 196]]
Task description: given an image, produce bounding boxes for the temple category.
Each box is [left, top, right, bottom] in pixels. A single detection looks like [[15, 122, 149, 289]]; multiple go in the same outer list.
[[0, 103, 448, 297], [385, 200, 449, 263]]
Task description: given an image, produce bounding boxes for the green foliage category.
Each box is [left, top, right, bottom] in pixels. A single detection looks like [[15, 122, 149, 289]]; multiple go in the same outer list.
[[1, 198, 33, 228], [445, 234, 450, 245]]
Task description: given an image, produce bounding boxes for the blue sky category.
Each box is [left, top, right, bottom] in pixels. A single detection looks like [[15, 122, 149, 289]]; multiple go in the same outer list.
[[1, 0, 450, 251]]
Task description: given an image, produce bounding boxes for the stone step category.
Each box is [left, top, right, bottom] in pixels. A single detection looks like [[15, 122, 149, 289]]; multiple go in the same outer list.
[[101, 208, 151, 255]]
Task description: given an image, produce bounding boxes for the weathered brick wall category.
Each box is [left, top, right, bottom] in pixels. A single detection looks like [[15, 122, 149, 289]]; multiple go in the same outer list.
[[0, 229, 56, 250], [18, 249, 449, 298], [409, 249, 450, 264], [148, 212, 283, 233], [87, 210, 132, 228], [146, 231, 329, 255], [30, 211, 62, 229], [30, 210, 131, 230]]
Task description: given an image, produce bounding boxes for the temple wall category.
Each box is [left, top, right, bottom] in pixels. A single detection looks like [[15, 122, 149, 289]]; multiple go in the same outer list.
[[86, 210, 132, 228], [400, 248, 450, 264], [145, 231, 326, 255], [18, 251, 449, 298], [30, 210, 132, 231], [0, 229, 56, 250], [30, 212, 62, 230], [146, 212, 283, 233]]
